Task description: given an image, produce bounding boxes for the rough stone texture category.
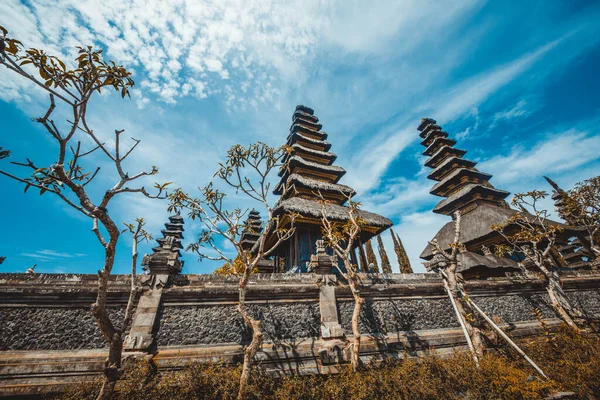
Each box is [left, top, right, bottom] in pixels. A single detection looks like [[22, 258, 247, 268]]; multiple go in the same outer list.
[[0, 307, 126, 350], [339, 297, 459, 336], [474, 293, 557, 324], [566, 289, 600, 319], [155, 302, 320, 346]]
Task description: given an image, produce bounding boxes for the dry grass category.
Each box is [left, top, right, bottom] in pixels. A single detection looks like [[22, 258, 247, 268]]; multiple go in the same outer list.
[[56, 328, 600, 400]]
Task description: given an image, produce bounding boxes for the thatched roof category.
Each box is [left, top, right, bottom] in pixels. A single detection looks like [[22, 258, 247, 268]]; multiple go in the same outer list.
[[419, 123, 442, 138], [291, 118, 323, 132], [428, 156, 477, 180], [432, 183, 510, 214], [420, 130, 449, 147], [430, 168, 492, 196], [293, 109, 319, 123], [456, 251, 519, 273], [420, 203, 574, 259], [273, 197, 392, 228], [274, 173, 356, 197], [286, 131, 332, 151], [424, 146, 467, 168], [285, 143, 337, 164], [289, 123, 327, 139], [277, 155, 346, 180], [423, 137, 457, 156]]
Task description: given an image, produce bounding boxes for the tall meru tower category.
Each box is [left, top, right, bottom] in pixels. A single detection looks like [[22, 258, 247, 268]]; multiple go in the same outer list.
[[259, 105, 392, 272]]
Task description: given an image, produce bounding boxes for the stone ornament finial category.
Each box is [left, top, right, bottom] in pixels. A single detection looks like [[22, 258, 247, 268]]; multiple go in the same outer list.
[[26, 264, 36, 274]]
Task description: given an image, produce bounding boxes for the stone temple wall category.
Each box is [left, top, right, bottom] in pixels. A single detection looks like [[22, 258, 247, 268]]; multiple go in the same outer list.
[[0, 271, 599, 396]]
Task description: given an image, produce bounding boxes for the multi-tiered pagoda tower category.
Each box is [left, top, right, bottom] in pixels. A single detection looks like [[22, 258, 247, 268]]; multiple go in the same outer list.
[[418, 118, 586, 277], [240, 209, 263, 251], [263, 105, 392, 272], [544, 177, 590, 268], [418, 118, 510, 216], [142, 213, 185, 275], [418, 118, 524, 277]]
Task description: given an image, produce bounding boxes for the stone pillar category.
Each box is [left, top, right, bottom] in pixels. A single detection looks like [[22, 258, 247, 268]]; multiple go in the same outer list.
[[316, 274, 347, 365], [123, 274, 168, 352]]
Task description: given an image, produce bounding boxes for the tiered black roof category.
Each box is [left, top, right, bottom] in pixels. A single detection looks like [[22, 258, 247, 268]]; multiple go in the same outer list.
[[274, 105, 353, 205], [142, 213, 185, 275], [418, 118, 510, 216], [544, 176, 590, 267], [240, 209, 263, 251], [272, 105, 392, 232]]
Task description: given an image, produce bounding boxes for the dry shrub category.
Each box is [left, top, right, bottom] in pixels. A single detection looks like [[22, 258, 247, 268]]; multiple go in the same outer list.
[[55, 330, 600, 400]]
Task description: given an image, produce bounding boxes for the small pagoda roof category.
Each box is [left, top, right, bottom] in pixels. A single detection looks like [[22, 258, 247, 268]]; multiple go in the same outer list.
[[420, 130, 449, 147], [277, 155, 346, 181], [432, 183, 510, 214], [293, 109, 319, 123], [430, 168, 493, 197], [423, 137, 457, 156], [417, 118, 436, 132], [419, 123, 442, 139], [289, 123, 328, 140], [296, 104, 314, 115], [283, 143, 337, 166], [286, 131, 332, 151], [291, 118, 323, 132], [273, 197, 392, 229], [156, 237, 183, 249], [424, 146, 467, 168], [428, 156, 477, 181], [273, 173, 356, 197]]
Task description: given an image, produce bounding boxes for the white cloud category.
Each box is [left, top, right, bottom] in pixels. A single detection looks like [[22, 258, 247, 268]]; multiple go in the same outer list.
[[479, 129, 600, 186], [489, 99, 531, 129]]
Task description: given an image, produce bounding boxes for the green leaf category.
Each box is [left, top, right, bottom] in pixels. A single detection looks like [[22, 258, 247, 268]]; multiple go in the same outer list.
[[0, 26, 7, 36]]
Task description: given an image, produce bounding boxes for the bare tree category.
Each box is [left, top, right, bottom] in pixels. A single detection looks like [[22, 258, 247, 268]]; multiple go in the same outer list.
[[121, 218, 153, 331], [561, 176, 600, 263], [168, 142, 296, 400], [318, 196, 365, 371], [492, 191, 583, 331], [0, 27, 169, 399], [427, 211, 486, 358]]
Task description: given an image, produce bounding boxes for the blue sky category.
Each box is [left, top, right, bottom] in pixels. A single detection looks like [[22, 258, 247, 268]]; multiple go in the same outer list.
[[1, 0, 599, 274]]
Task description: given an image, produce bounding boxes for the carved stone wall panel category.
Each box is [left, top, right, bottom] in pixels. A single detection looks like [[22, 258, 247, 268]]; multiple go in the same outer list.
[[0, 307, 126, 350]]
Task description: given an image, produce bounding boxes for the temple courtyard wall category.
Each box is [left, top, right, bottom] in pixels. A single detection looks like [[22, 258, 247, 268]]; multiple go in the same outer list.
[[0, 271, 599, 396]]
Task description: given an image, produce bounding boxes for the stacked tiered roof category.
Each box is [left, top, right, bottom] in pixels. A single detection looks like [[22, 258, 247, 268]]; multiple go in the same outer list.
[[265, 105, 392, 272], [418, 118, 510, 215], [272, 105, 391, 232], [142, 213, 185, 275], [240, 209, 263, 251], [544, 177, 589, 268]]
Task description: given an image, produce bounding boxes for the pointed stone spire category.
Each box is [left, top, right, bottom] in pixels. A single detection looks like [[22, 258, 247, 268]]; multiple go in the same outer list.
[[376, 234, 392, 273], [418, 118, 510, 215], [142, 212, 185, 275], [392, 229, 412, 273], [365, 240, 379, 273]]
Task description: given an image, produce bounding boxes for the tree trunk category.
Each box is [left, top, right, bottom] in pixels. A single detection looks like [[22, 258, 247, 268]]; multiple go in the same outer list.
[[97, 332, 123, 400], [237, 284, 262, 400], [350, 294, 364, 371], [535, 260, 581, 331], [91, 218, 121, 400], [445, 263, 485, 357], [546, 284, 580, 331]]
